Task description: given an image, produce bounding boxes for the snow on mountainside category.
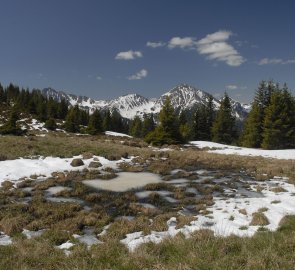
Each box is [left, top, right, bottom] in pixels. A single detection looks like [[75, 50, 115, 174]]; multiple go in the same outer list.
[[42, 84, 250, 120]]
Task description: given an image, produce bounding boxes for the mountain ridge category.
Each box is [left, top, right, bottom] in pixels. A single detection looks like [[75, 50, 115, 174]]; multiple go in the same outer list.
[[42, 84, 250, 120]]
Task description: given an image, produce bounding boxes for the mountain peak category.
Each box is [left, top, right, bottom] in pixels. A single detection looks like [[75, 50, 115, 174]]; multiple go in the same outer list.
[[42, 84, 250, 120]]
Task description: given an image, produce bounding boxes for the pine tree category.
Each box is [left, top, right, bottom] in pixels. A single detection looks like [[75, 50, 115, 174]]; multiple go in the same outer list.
[[103, 110, 112, 131], [65, 105, 81, 133], [145, 97, 183, 145], [193, 95, 215, 141], [129, 116, 143, 137], [47, 97, 58, 119], [240, 80, 277, 148], [142, 114, 155, 137], [0, 84, 6, 103], [179, 110, 192, 141], [212, 92, 236, 144], [204, 95, 215, 140], [240, 102, 263, 147], [0, 109, 24, 135], [111, 110, 124, 132], [45, 118, 57, 131], [57, 99, 68, 119], [262, 86, 295, 149], [86, 110, 103, 135]]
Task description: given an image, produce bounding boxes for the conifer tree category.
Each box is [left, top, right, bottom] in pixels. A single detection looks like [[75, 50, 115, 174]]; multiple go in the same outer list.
[[45, 118, 57, 131], [47, 97, 58, 119], [111, 110, 124, 132], [103, 110, 112, 131], [145, 97, 183, 145], [179, 110, 192, 141], [142, 114, 155, 137], [262, 86, 295, 149], [129, 116, 143, 137], [65, 105, 81, 133], [0, 109, 24, 135], [57, 99, 68, 119], [241, 80, 279, 148], [240, 102, 263, 147], [86, 109, 103, 135], [212, 92, 236, 144], [0, 84, 6, 103], [193, 95, 215, 141]]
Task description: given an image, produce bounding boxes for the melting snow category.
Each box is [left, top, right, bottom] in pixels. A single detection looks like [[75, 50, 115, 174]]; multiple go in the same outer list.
[[121, 177, 295, 252], [190, 141, 295, 160]]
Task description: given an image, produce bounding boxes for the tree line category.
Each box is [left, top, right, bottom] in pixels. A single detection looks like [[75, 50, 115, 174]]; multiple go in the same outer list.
[[0, 81, 294, 149]]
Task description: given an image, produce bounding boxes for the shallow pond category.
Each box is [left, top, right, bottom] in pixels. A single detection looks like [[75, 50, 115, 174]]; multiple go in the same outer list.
[[83, 172, 162, 192]]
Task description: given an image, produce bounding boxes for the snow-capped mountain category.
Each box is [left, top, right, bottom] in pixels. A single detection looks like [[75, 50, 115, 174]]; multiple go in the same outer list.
[[42, 84, 250, 120]]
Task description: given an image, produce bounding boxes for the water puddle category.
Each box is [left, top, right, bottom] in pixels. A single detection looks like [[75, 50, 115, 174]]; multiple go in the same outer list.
[[83, 172, 162, 192]]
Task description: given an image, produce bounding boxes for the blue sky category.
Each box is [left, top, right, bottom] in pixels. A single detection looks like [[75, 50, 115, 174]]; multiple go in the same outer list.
[[0, 0, 295, 102]]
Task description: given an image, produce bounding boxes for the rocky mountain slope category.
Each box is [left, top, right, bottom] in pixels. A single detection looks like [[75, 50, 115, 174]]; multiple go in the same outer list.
[[42, 84, 250, 120]]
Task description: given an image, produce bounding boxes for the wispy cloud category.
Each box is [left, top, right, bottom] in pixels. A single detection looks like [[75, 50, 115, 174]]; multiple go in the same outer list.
[[115, 50, 143, 60], [165, 30, 245, 66], [226, 84, 238, 90], [168, 37, 197, 49], [226, 84, 247, 90], [196, 30, 245, 66], [258, 58, 295, 65], [127, 69, 148, 80], [96, 76, 102, 80], [147, 41, 165, 48]]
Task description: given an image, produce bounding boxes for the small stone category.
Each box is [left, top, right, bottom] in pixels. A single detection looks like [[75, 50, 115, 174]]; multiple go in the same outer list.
[[88, 161, 102, 168], [70, 158, 84, 167], [121, 152, 129, 159]]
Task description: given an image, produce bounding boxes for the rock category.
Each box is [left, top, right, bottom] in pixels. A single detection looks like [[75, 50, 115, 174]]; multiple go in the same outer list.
[[70, 158, 84, 167], [82, 152, 93, 159], [121, 152, 129, 159], [88, 161, 102, 168]]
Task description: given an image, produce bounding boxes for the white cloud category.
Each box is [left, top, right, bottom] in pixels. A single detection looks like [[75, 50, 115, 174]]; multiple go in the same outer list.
[[115, 50, 143, 60], [226, 84, 238, 90], [225, 84, 247, 90], [258, 58, 295, 65], [146, 41, 165, 48], [127, 69, 148, 80], [96, 76, 102, 80], [226, 84, 247, 90], [196, 30, 245, 66], [168, 37, 197, 49]]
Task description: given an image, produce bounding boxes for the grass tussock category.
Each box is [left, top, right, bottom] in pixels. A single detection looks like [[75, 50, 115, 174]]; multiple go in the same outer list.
[[250, 212, 270, 226], [0, 216, 294, 269]]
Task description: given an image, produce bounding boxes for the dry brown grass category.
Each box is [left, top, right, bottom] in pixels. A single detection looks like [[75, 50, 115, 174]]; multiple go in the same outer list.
[[250, 212, 270, 226]]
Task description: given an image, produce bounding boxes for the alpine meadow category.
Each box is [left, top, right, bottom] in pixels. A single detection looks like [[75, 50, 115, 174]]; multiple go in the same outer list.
[[1, 1, 295, 269]]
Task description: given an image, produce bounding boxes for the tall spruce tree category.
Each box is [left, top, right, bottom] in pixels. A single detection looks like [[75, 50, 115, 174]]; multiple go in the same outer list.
[[193, 95, 215, 140], [179, 110, 192, 141], [212, 92, 236, 144], [0, 109, 24, 135], [240, 80, 277, 148], [142, 114, 155, 137], [103, 110, 112, 131], [262, 86, 295, 149], [87, 109, 103, 135], [129, 116, 143, 138], [65, 105, 81, 133], [57, 99, 69, 119], [145, 97, 183, 145]]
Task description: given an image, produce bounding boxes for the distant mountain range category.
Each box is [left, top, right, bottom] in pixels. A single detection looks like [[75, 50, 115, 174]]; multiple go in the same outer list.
[[42, 84, 251, 120]]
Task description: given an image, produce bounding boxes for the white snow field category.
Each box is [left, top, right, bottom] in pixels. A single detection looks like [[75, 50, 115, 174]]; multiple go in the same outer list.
[[190, 141, 295, 160], [104, 131, 132, 138], [121, 176, 295, 251], [0, 155, 131, 186]]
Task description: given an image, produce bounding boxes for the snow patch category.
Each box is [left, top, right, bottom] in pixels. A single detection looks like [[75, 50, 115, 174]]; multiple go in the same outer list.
[[190, 141, 295, 160]]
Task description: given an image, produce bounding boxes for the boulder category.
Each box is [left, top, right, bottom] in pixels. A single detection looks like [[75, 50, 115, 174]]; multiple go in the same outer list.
[[70, 158, 84, 167], [88, 161, 102, 168]]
